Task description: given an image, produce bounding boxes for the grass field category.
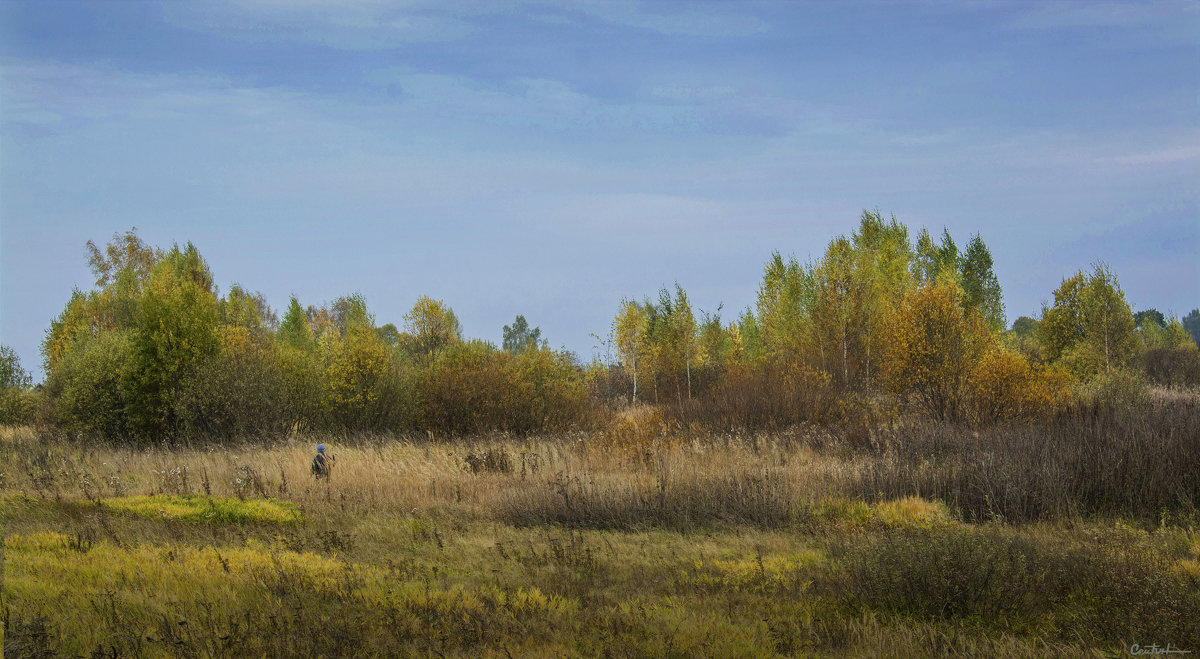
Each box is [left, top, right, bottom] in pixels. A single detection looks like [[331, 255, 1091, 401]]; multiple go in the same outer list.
[[3, 404, 1199, 657]]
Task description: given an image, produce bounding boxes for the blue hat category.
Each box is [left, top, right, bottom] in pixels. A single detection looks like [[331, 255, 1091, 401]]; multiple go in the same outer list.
[[317, 444, 326, 453]]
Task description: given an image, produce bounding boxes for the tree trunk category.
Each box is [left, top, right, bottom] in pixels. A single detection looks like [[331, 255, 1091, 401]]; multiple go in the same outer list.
[[631, 355, 638, 404], [841, 324, 849, 390], [686, 350, 692, 401], [865, 326, 872, 392]]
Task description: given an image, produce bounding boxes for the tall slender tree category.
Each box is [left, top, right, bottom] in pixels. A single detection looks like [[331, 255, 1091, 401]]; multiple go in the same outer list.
[[959, 234, 1005, 332], [612, 299, 649, 404]]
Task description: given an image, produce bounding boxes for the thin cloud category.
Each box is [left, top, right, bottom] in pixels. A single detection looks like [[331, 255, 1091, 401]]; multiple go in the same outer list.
[[163, 1, 477, 49], [1095, 145, 1200, 167], [164, 0, 770, 49], [1006, 0, 1197, 30]]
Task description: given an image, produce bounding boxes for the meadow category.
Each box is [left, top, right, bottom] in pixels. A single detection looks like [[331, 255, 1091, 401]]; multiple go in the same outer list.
[[3, 394, 1199, 657]]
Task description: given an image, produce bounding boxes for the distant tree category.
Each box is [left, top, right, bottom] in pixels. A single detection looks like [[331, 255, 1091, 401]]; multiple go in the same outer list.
[[219, 284, 276, 333], [0, 345, 30, 391], [42, 289, 91, 375], [0, 345, 33, 424], [1134, 309, 1166, 330], [755, 251, 810, 364], [502, 315, 543, 354], [43, 229, 163, 375], [737, 309, 765, 364], [276, 296, 320, 425], [124, 243, 221, 438], [402, 296, 462, 362], [278, 297, 314, 351], [912, 228, 940, 282], [912, 227, 960, 284], [376, 323, 402, 349], [1040, 272, 1087, 364], [697, 304, 728, 371], [1080, 264, 1137, 373], [959, 235, 1005, 332], [85, 227, 162, 289], [1135, 312, 1200, 388], [1185, 309, 1200, 347], [1041, 264, 1136, 378], [321, 311, 390, 431], [1007, 316, 1044, 364], [46, 330, 136, 436], [1012, 316, 1038, 339], [612, 299, 649, 404], [665, 284, 698, 402], [1163, 317, 1195, 348], [883, 280, 992, 421], [937, 228, 960, 280], [330, 294, 373, 336], [851, 210, 913, 389], [812, 237, 858, 389]]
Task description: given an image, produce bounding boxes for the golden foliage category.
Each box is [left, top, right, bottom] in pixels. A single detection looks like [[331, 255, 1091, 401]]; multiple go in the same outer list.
[[321, 327, 390, 428], [966, 347, 1074, 424], [883, 280, 992, 421]]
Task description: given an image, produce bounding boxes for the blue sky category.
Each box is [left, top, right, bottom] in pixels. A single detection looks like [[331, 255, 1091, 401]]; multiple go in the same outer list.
[[2, 0, 1197, 379]]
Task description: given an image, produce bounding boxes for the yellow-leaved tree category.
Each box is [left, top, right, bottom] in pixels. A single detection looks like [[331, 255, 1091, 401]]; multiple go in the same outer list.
[[883, 279, 991, 422], [402, 296, 462, 365], [966, 347, 1074, 424], [320, 295, 391, 431], [612, 298, 649, 404]]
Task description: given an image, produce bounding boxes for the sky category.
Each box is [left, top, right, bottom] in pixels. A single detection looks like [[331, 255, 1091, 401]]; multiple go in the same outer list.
[[1, 0, 1197, 380]]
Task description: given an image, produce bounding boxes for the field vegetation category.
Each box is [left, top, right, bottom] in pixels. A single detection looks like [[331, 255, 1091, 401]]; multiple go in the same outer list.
[[3, 400, 1199, 656], [2, 215, 1199, 655]]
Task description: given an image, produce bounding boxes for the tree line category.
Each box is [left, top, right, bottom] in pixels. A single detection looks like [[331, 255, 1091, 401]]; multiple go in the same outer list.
[[1, 215, 1197, 438], [604, 212, 1198, 426]]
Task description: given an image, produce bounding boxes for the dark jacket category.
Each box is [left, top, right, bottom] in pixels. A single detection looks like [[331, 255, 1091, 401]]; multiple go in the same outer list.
[[312, 452, 332, 478]]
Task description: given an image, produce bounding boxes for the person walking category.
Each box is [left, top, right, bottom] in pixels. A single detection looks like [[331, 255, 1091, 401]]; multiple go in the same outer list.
[[311, 443, 335, 479]]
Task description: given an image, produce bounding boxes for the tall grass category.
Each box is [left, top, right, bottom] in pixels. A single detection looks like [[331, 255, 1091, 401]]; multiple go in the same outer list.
[[847, 397, 1200, 523], [4, 395, 1199, 655], [5, 393, 1199, 529]]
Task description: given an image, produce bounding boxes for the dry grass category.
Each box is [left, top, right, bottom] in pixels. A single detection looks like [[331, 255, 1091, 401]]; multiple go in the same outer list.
[[3, 423, 869, 528], [2, 406, 1199, 655]]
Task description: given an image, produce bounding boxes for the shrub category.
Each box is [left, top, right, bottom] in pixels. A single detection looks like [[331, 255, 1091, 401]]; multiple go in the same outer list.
[[1081, 367, 1150, 414], [318, 325, 392, 432], [515, 347, 591, 430], [882, 281, 993, 422], [278, 344, 322, 431], [0, 345, 34, 425], [123, 245, 221, 439], [417, 342, 591, 435], [669, 360, 835, 430], [174, 328, 293, 441], [966, 347, 1074, 424], [417, 340, 530, 434], [1137, 345, 1200, 388], [840, 527, 1047, 623], [44, 330, 136, 438], [847, 401, 1200, 523], [838, 525, 1200, 644]]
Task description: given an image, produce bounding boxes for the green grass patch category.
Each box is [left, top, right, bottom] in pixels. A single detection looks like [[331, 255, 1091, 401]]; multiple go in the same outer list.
[[101, 494, 300, 525], [804, 495, 955, 531]]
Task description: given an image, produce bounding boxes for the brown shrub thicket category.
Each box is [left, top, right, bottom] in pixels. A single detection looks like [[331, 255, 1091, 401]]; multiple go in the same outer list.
[[849, 398, 1200, 523], [664, 361, 837, 430], [1137, 345, 1200, 388], [417, 342, 595, 435]]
